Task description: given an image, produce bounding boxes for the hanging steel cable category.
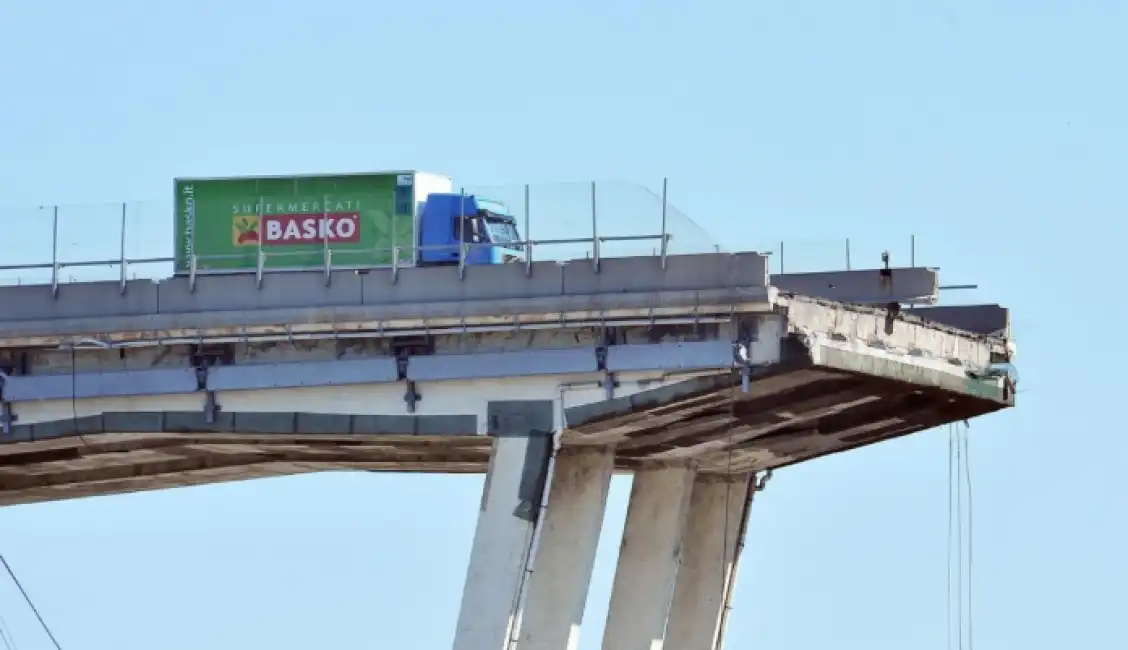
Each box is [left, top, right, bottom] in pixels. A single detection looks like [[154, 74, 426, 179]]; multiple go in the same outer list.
[[947, 421, 975, 650], [0, 555, 62, 650]]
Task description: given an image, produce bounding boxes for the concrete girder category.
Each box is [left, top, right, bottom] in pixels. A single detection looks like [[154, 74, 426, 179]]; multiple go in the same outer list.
[[0, 299, 1013, 505]]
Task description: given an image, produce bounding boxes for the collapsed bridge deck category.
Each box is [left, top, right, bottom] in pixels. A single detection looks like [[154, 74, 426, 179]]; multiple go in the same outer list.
[[0, 253, 1014, 506], [0, 290, 1014, 506]]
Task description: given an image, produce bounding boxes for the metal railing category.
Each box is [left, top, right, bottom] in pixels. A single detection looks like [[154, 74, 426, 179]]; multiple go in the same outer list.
[[0, 180, 712, 291], [0, 179, 929, 291]]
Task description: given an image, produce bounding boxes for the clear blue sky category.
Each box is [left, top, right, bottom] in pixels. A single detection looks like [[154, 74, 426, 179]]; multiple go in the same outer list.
[[0, 0, 1123, 648]]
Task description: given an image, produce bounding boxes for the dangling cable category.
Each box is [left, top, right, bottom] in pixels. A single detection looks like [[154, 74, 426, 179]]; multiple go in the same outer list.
[[0, 612, 16, 650], [0, 555, 62, 650], [956, 423, 964, 650], [961, 422, 974, 650], [713, 356, 750, 650], [722, 376, 738, 601], [946, 423, 955, 650], [946, 421, 975, 650]]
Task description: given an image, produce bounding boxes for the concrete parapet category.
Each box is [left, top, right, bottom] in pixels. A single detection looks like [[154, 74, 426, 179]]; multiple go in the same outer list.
[[906, 304, 1010, 337], [772, 267, 939, 305], [562, 252, 768, 295], [0, 280, 160, 320], [0, 253, 772, 346]]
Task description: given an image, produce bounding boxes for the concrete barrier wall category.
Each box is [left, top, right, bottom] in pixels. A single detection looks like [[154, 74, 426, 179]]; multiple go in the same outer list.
[[771, 267, 940, 305], [0, 253, 769, 325], [905, 304, 1009, 336]]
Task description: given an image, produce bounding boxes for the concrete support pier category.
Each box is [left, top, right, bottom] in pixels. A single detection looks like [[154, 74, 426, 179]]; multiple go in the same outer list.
[[601, 462, 696, 650], [452, 427, 551, 650], [665, 474, 753, 650], [518, 447, 615, 650]]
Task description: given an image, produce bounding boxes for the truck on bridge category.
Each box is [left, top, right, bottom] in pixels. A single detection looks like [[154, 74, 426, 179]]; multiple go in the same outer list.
[[173, 170, 524, 275]]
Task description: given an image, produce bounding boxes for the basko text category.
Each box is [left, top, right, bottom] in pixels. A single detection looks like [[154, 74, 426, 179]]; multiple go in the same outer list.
[[264, 213, 361, 245]]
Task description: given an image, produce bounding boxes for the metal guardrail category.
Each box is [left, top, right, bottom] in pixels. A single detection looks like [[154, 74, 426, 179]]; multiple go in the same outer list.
[[0, 179, 928, 290], [0, 181, 676, 296]]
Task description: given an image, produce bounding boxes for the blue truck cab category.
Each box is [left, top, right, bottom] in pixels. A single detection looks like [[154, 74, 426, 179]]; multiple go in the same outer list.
[[417, 193, 525, 266]]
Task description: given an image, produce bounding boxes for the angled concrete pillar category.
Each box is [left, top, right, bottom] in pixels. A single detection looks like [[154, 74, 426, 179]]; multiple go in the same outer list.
[[601, 461, 696, 650], [665, 474, 753, 650], [517, 447, 615, 650], [452, 401, 553, 650]]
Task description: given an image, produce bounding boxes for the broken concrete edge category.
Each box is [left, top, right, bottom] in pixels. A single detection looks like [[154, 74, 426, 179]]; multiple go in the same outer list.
[[810, 343, 1014, 406], [0, 288, 776, 348], [905, 304, 1009, 338], [780, 295, 1012, 367], [783, 294, 1010, 345], [563, 326, 1013, 433], [771, 267, 941, 306]]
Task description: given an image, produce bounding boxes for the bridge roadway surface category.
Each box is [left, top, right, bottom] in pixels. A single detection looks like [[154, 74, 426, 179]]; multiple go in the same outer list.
[[0, 252, 1014, 506]]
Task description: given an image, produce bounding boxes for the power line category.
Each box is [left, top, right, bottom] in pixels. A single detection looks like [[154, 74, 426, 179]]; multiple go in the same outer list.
[[0, 555, 62, 650]]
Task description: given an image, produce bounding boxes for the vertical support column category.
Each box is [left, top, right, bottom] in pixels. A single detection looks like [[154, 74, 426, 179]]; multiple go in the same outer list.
[[665, 474, 753, 650], [452, 401, 553, 650], [601, 461, 696, 650], [517, 447, 615, 650]]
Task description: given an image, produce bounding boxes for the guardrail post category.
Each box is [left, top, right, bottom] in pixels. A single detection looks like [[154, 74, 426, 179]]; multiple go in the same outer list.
[[119, 202, 128, 294], [660, 177, 669, 270], [590, 181, 600, 273], [256, 195, 265, 289], [458, 188, 467, 274], [322, 193, 331, 286], [50, 206, 59, 298], [524, 184, 533, 277]]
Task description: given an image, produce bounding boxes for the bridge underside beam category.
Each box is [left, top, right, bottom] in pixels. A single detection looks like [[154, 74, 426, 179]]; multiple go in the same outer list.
[[564, 338, 1011, 474], [0, 299, 1013, 506]]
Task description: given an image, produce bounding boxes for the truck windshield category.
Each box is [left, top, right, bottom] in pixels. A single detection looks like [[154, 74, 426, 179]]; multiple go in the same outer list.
[[481, 213, 520, 245]]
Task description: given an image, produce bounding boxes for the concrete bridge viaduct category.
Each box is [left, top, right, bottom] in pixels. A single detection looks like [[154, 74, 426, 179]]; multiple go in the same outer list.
[[0, 252, 1014, 650]]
